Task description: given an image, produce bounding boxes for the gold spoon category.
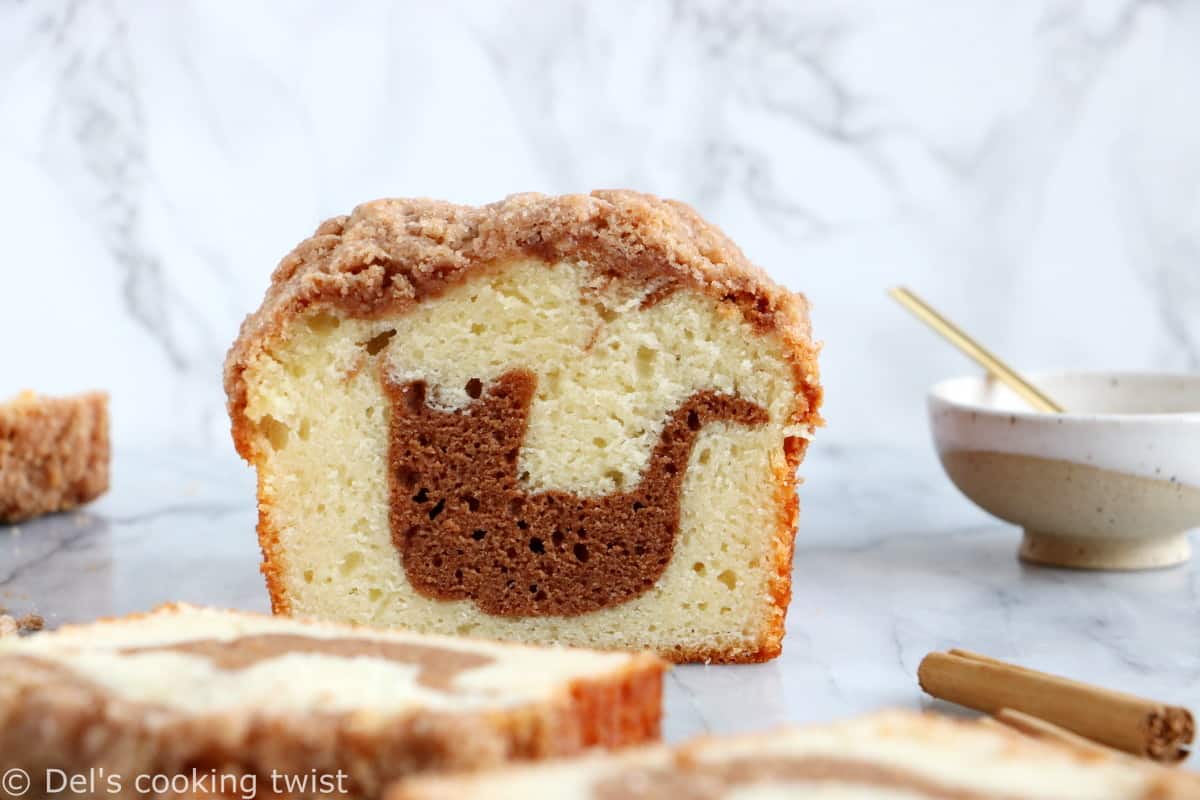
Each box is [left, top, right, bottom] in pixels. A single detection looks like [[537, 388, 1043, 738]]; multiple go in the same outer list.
[[889, 286, 1065, 413]]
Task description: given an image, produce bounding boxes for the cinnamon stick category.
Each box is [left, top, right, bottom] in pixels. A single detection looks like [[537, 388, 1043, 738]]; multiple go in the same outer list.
[[918, 649, 1194, 763], [988, 708, 1124, 761]]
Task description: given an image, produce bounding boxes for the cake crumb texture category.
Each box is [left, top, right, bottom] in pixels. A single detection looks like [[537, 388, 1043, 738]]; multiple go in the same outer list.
[[0, 391, 110, 523], [225, 191, 822, 663]]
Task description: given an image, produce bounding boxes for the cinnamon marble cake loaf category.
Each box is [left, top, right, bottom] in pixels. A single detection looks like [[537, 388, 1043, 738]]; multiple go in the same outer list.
[[0, 604, 665, 799], [390, 710, 1197, 800], [0, 390, 109, 522], [225, 191, 822, 663]]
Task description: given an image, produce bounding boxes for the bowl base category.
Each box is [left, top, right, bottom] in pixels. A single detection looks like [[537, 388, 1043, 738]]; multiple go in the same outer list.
[[1020, 529, 1192, 571]]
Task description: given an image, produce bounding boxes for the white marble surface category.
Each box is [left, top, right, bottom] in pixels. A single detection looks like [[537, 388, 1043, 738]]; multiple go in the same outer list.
[[1, 0, 1199, 770], [2, 446, 1196, 756], [2, 1, 1199, 450]]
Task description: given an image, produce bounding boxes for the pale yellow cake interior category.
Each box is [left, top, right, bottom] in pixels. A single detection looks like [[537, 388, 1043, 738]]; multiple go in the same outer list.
[[241, 258, 808, 657]]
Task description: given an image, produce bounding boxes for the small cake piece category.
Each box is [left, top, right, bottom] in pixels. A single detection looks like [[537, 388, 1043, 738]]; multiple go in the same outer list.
[[0, 390, 110, 522], [391, 710, 1198, 800], [0, 604, 665, 799], [224, 191, 822, 663]]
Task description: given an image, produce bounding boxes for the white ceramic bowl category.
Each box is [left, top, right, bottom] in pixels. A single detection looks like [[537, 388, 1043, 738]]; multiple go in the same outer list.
[[929, 371, 1200, 570]]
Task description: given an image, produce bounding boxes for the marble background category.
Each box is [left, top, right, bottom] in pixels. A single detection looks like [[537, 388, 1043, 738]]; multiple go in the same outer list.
[[3, 0, 1199, 453], [2, 0, 1199, 763]]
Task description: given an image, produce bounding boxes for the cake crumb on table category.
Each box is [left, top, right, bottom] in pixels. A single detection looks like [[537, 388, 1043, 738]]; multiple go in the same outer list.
[[0, 613, 45, 637], [0, 391, 110, 523]]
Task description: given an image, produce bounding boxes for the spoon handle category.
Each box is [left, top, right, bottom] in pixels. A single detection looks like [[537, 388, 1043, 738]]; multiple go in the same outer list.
[[889, 286, 1065, 414]]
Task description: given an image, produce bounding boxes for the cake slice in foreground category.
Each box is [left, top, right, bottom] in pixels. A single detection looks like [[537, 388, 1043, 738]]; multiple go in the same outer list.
[[0, 604, 665, 799], [0, 390, 109, 522], [389, 710, 1196, 800], [224, 191, 822, 663]]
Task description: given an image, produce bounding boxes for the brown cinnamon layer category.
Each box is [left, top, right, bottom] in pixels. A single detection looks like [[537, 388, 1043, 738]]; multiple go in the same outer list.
[[384, 369, 767, 617], [594, 755, 1040, 800], [121, 633, 494, 692]]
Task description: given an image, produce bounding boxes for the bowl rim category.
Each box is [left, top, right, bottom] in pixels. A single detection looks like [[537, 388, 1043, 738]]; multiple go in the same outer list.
[[928, 369, 1200, 423]]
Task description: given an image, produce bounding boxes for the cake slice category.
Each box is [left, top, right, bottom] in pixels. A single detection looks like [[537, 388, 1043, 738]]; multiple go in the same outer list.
[[0, 390, 109, 522], [224, 191, 822, 663], [0, 604, 665, 799], [390, 710, 1198, 800]]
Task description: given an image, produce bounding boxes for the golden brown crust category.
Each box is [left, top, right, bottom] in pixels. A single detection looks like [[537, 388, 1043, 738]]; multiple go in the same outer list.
[[0, 607, 666, 800], [255, 476, 291, 615], [757, 436, 808, 663], [0, 391, 110, 523], [224, 191, 822, 463]]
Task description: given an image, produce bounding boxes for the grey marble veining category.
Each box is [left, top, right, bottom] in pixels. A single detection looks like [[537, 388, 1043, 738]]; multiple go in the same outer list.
[[3, 1, 1199, 450], [0, 450, 265, 620], [2, 445, 1195, 757]]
